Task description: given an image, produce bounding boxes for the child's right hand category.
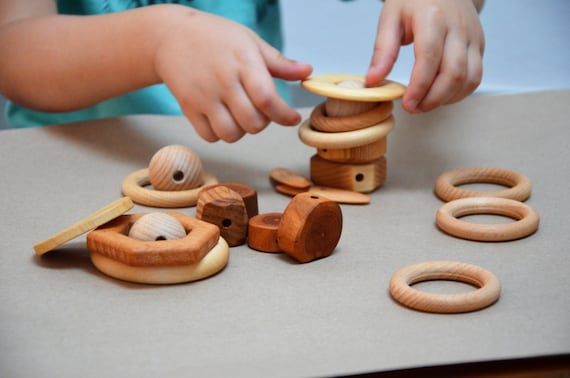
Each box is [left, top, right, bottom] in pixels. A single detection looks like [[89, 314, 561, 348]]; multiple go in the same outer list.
[[153, 7, 313, 142]]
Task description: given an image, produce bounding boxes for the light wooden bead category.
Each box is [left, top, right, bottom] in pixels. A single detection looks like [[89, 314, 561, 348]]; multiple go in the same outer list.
[[247, 212, 283, 253], [317, 137, 387, 164], [128, 212, 187, 242], [196, 186, 248, 247], [310, 154, 387, 193], [389, 261, 501, 313], [277, 192, 343, 263], [148, 145, 203, 191]]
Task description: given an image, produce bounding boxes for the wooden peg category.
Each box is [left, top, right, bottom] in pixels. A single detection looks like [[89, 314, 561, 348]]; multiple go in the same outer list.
[[247, 212, 283, 253], [196, 186, 248, 247], [128, 212, 187, 242], [310, 154, 387, 193], [148, 145, 203, 191], [317, 137, 387, 164], [277, 192, 343, 263]]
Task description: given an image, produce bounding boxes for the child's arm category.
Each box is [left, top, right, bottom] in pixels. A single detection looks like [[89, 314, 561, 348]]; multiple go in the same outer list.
[[366, 0, 485, 114], [0, 1, 312, 142]]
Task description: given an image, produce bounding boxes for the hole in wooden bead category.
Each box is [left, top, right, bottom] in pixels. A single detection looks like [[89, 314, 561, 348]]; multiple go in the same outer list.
[[172, 170, 185, 182], [222, 219, 232, 228], [155, 236, 167, 241], [355, 173, 364, 182], [310, 195, 320, 200]]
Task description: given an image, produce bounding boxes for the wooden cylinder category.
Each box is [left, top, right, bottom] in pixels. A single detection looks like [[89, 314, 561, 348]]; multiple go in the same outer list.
[[317, 137, 387, 164], [247, 212, 283, 253]]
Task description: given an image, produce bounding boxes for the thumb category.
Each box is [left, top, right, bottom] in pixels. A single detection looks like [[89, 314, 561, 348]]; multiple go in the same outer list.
[[258, 41, 313, 81], [365, 12, 402, 86]]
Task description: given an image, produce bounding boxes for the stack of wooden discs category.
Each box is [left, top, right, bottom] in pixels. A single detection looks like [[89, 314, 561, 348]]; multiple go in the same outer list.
[[299, 74, 405, 193]]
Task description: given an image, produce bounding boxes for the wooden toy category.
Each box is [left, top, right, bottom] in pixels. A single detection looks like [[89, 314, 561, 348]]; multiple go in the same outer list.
[[202, 183, 259, 220], [247, 212, 282, 253], [389, 261, 501, 313], [270, 168, 311, 190], [34, 197, 134, 255], [310, 100, 393, 133], [277, 192, 343, 263], [274, 183, 308, 197], [301, 74, 406, 102], [436, 197, 539, 242], [196, 186, 249, 247], [128, 212, 187, 241], [435, 167, 532, 202], [87, 212, 229, 284], [310, 154, 387, 193], [317, 137, 387, 164], [308, 186, 371, 205], [122, 168, 218, 208], [148, 145, 203, 191]]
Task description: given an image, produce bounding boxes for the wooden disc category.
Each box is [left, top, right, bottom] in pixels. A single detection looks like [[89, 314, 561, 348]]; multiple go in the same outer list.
[[308, 186, 371, 205], [270, 167, 311, 189], [274, 184, 309, 197], [301, 74, 406, 102], [247, 212, 283, 253], [33, 197, 134, 256], [311, 101, 393, 133], [277, 192, 343, 263]]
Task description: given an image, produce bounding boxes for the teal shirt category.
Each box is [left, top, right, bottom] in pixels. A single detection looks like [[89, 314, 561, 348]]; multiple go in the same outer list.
[[6, 0, 285, 128]]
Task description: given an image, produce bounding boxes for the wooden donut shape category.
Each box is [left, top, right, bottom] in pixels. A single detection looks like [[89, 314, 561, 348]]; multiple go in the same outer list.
[[301, 74, 406, 102], [86, 212, 220, 266], [436, 197, 539, 242], [299, 116, 394, 150], [122, 168, 218, 208], [310, 101, 393, 133], [389, 261, 501, 313], [435, 167, 532, 202]]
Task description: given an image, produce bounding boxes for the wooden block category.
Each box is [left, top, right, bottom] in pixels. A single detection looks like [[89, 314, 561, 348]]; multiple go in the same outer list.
[[201, 183, 259, 219], [196, 186, 248, 247], [277, 192, 343, 263], [148, 145, 203, 191], [317, 137, 387, 164], [247, 212, 283, 253], [310, 154, 387, 193]]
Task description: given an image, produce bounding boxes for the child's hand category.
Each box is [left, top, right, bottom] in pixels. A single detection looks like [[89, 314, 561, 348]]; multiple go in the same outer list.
[[154, 9, 312, 142], [366, 0, 485, 114]]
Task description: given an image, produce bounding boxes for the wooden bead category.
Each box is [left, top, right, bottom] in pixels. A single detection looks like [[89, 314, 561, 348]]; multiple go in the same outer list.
[[86, 212, 220, 267], [277, 192, 343, 263], [317, 137, 387, 164], [202, 183, 259, 219], [389, 261, 501, 313], [196, 186, 248, 247], [247, 212, 283, 253], [308, 186, 371, 205], [436, 197, 540, 242], [435, 167, 532, 202], [148, 145, 203, 191], [270, 167, 311, 190], [310, 154, 387, 193], [301, 74, 406, 102], [128, 213, 187, 242], [310, 101, 393, 133]]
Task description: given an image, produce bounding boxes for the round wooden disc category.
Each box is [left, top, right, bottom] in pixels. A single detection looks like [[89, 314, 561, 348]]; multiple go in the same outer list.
[[301, 74, 406, 101], [270, 168, 311, 189], [247, 212, 283, 253]]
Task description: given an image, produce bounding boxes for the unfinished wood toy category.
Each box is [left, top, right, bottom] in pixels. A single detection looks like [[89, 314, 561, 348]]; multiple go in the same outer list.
[[196, 186, 249, 247], [128, 212, 187, 241], [389, 261, 501, 313], [299, 74, 404, 194], [202, 183, 259, 220], [270, 168, 311, 190], [87, 212, 229, 284], [435, 167, 532, 202], [33, 197, 134, 255], [247, 212, 283, 253], [436, 197, 540, 242], [122, 144, 218, 208]]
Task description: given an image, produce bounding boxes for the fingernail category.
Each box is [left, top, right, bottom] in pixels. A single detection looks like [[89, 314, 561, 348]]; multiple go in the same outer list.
[[406, 99, 419, 113]]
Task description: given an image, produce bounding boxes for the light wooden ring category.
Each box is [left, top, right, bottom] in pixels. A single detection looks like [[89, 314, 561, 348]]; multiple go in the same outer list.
[[389, 261, 501, 313], [435, 167, 532, 202], [298, 116, 394, 149], [310, 101, 393, 132], [301, 74, 406, 101], [122, 168, 218, 208], [90, 236, 229, 285], [436, 197, 539, 241]]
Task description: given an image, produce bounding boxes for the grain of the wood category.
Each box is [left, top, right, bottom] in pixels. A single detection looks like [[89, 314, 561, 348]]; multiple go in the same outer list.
[[122, 168, 218, 208], [90, 236, 229, 284], [317, 137, 387, 164], [247, 212, 283, 253], [277, 192, 342, 263], [270, 167, 311, 189], [86, 212, 220, 266], [201, 183, 259, 219], [33, 197, 134, 255], [298, 116, 394, 149], [436, 197, 540, 242], [389, 261, 501, 313], [435, 167, 532, 202], [324, 81, 377, 117], [148, 145, 203, 191], [128, 212, 187, 241], [308, 186, 371, 205], [301, 74, 405, 101], [274, 184, 309, 197], [311, 100, 393, 132]]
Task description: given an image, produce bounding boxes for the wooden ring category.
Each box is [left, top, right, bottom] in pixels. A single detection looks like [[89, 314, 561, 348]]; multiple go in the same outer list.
[[301, 74, 406, 101], [298, 116, 394, 149], [310, 101, 393, 132], [435, 167, 532, 202], [122, 168, 218, 208], [436, 197, 539, 241], [389, 261, 501, 313], [90, 236, 229, 285]]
